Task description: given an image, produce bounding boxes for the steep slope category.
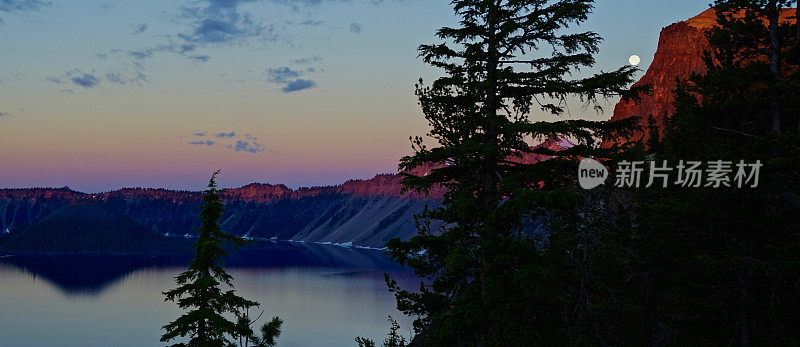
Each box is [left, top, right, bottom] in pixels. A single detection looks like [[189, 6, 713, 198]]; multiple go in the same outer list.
[[0, 173, 441, 248], [603, 7, 797, 146]]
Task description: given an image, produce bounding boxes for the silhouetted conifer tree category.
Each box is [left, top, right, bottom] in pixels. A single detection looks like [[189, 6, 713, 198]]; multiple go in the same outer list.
[[384, 0, 645, 345], [355, 316, 407, 347], [161, 170, 282, 347]]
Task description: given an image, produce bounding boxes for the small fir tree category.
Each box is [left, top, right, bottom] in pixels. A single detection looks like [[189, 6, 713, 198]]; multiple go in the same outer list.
[[161, 170, 281, 347]]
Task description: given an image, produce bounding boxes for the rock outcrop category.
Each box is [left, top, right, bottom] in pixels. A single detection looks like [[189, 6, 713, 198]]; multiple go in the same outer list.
[[604, 7, 797, 146]]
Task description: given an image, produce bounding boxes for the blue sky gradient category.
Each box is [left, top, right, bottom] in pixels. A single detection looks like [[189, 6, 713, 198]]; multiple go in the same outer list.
[[0, 0, 710, 192]]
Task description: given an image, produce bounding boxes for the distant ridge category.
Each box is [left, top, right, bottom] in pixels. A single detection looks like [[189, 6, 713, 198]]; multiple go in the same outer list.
[[0, 138, 571, 250], [0, 173, 440, 249]]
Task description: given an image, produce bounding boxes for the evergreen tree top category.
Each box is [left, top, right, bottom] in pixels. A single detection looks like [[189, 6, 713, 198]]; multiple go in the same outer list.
[[161, 170, 280, 347]]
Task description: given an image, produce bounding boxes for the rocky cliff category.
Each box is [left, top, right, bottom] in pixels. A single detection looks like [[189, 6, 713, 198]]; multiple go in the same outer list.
[[0, 136, 573, 251], [0, 173, 440, 249], [604, 7, 797, 146]]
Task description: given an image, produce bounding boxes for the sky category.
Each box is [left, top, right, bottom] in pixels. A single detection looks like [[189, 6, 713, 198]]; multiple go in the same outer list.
[[0, 0, 711, 192]]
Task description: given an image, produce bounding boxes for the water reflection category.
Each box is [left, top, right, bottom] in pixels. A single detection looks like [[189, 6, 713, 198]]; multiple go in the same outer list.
[[0, 243, 406, 296], [0, 254, 186, 296], [0, 245, 418, 346]]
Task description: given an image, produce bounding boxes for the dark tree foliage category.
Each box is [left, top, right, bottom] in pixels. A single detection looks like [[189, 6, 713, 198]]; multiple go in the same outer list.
[[355, 316, 408, 347], [161, 171, 281, 347], [384, 0, 645, 345], [355, 336, 377, 347], [236, 313, 283, 347], [628, 1, 800, 344], [710, 0, 798, 134]]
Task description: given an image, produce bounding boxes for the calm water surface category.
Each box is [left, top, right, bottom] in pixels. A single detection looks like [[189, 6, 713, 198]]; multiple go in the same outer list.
[[0, 245, 418, 346]]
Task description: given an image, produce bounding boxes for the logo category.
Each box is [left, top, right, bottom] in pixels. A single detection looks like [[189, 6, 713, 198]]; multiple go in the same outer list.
[[578, 158, 608, 189], [612, 160, 762, 188]]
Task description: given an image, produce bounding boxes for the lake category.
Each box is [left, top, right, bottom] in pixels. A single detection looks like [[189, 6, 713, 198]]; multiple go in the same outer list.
[[0, 244, 418, 346]]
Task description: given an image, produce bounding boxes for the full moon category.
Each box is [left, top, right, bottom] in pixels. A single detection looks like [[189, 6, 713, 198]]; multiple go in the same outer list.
[[629, 54, 641, 66]]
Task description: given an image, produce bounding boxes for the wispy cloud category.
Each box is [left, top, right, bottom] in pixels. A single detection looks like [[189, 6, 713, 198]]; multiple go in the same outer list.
[[292, 56, 323, 65], [266, 66, 302, 84], [54, 47, 150, 91], [228, 140, 265, 153], [131, 23, 148, 35], [84, 40, 208, 89], [0, 0, 51, 13], [265, 0, 401, 11], [185, 131, 274, 154], [215, 131, 236, 138], [38, 0, 395, 90], [46, 69, 101, 89], [71, 72, 100, 88], [188, 55, 211, 62], [282, 79, 315, 93], [178, 0, 281, 45], [104, 68, 147, 85], [265, 66, 317, 93], [128, 49, 152, 60], [47, 63, 147, 90], [0, 0, 51, 26], [122, 42, 198, 62], [94, 0, 295, 71], [298, 19, 322, 26]]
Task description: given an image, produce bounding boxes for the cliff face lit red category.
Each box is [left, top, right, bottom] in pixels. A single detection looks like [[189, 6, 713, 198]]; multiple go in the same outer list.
[[604, 8, 796, 146]]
